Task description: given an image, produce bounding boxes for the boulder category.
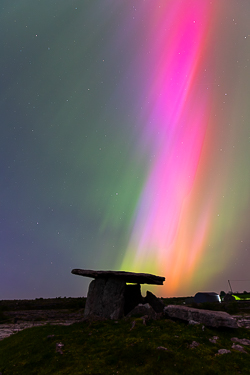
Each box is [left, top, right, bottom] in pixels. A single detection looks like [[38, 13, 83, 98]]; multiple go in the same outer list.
[[164, 305, 238, 328], [126, 303, 157, 319]]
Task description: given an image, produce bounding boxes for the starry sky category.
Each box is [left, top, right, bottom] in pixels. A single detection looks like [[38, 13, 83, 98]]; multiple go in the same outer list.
[[1, 0, 250, 299]]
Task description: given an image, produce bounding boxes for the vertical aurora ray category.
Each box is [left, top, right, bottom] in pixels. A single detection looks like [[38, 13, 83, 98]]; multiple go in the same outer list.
[[2, 0, 250, 299], [120, 1, 216, 294]]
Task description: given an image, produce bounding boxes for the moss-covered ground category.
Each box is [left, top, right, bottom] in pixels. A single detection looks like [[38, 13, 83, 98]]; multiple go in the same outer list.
[[1, 317, 250, 374]]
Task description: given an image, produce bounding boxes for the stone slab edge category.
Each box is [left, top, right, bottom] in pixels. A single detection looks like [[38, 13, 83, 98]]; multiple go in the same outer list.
[[71, 269, 165, 285]]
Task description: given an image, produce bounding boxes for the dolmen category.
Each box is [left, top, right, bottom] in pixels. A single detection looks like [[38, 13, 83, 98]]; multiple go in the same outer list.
[[71, 269, 165, 320], [71, 269, 239, 328]]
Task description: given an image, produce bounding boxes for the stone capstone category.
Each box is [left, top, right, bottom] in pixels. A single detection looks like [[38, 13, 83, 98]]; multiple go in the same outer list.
[[164, 305, 238, 328], [71, 269, 165, 285]]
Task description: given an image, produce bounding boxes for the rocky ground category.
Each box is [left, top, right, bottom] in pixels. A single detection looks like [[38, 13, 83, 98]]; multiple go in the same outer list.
[[0, 309, 85, 341], [1, 308, 250, 341], [233, 314, 250, 329]]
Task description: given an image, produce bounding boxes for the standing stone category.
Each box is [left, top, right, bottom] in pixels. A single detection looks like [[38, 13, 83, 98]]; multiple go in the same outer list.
[[144, 291, 165, 313], [84, 277, 126, 319], [124, 284, 144, 316]]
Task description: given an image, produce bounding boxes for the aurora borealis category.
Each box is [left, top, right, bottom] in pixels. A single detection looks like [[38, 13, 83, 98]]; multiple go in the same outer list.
[[1, 0, 250, 299]]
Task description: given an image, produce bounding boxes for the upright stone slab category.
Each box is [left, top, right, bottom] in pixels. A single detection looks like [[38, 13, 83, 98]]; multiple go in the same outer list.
[[84, 277, 126, 319], [124, 284, 144, 316], [144, 291, 165, 313]]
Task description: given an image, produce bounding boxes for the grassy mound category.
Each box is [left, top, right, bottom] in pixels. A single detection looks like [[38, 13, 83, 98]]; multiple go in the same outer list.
[[1, 318, 250, 374]]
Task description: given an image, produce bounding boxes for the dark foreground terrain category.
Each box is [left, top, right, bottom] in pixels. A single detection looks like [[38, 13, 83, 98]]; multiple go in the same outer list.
[[0, 297, 250, 374]]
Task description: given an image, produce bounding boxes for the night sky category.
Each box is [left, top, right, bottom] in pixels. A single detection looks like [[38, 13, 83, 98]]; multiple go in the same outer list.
[[1, 0, 250, 299]]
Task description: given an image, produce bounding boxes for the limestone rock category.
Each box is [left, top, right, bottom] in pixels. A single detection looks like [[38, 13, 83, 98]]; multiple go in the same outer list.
[[231, 343, 247, 353], [71, 269, 165, 285], [126, 303, 157, 319], [209, 336, 219, 344], [84, 278, 126, 320], [188, 320, 200, 325], [231, 337, 250, 346], [164, 305, 238, 328], [217, 349, 231, 355], [130, 320, 136, 330], [189, 341, 200, 348], [157, 346, 168, 351], [56, 342, 64, 354]]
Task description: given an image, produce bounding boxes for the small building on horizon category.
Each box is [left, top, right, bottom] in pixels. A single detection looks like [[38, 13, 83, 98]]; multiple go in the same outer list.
[[194, 292, 221, 303]]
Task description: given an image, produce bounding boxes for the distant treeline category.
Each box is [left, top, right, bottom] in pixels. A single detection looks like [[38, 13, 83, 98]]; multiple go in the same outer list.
[[0, 297, 86, 311]]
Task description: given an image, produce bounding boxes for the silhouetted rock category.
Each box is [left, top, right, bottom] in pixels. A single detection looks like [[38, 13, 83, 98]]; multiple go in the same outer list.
[[71, 269, 165, 285], [124, 284, 144, 316], [144, 291, 165, 313]]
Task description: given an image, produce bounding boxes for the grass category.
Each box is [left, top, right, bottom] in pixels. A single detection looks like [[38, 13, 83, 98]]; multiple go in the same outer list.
[[1, 318, 250, 374], [233, 294, 250, 301]]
